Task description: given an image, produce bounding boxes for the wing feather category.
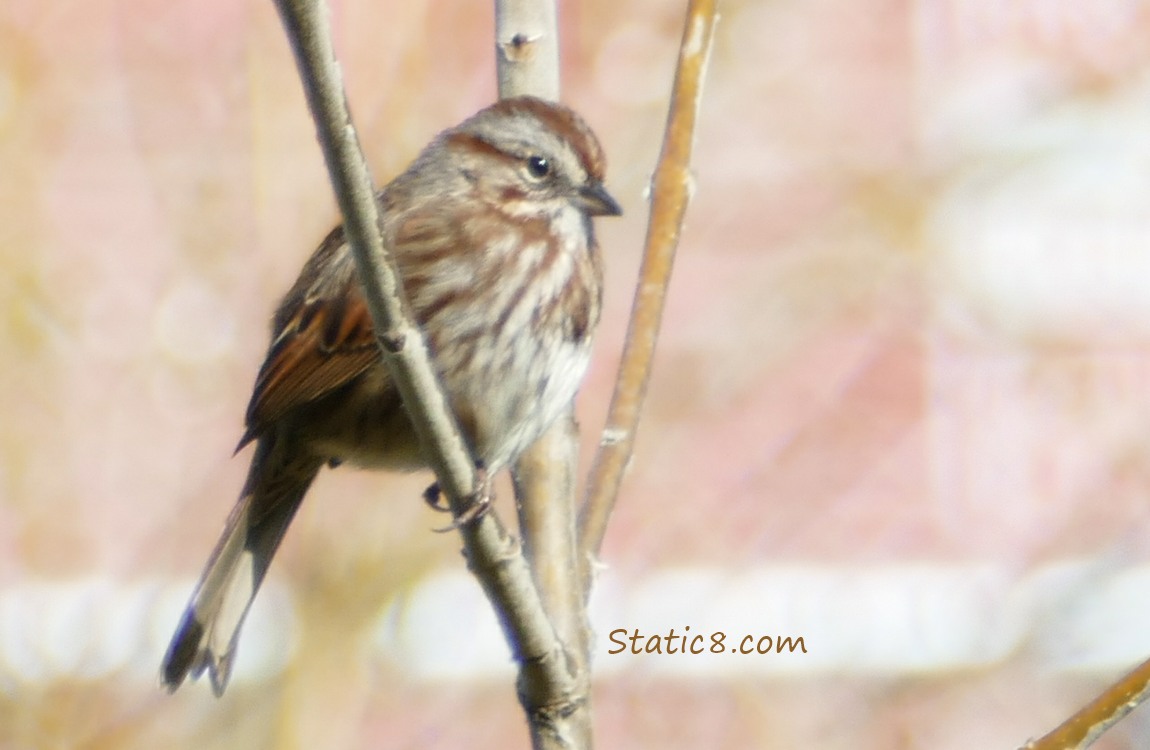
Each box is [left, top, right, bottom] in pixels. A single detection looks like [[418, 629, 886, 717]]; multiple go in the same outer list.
[[237, 203, 470, 448], [240, 229, 381, 444]]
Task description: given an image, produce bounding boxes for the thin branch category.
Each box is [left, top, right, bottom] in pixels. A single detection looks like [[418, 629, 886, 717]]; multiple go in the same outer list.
[[514, 417, 581, 629], [578, 0, 718, 573], [272, 0, 474, 503], [512, 413, 589, 749], [270, 0, 576, 720], [1023, 655, 1150, 749], [495, 0, 560, 99], [495, 1, 591, 748]]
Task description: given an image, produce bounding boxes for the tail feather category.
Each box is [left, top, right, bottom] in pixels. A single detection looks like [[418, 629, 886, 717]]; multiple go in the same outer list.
[[162, 437, 322, 695]]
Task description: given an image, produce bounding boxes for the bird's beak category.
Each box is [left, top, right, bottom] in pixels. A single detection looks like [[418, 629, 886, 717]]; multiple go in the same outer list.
[[577, 182, 623, 217]]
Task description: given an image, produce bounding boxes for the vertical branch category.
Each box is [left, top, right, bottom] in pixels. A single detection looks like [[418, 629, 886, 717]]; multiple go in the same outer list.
[[495, 1, 591, 749], [495, 0, 560, 99], [578, 0, 718, 576], [512, 413, 588, 746], [513, 412, 584, 651]]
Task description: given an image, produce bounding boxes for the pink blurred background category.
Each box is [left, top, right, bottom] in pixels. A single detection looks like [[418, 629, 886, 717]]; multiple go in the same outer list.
[[5, 0, 1150, 747]]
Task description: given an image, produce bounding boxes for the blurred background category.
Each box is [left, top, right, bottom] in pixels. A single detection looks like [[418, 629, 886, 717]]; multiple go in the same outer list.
[[4, 0, 1150, 747]]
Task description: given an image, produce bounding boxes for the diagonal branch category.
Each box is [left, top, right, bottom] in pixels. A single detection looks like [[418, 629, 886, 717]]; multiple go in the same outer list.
[[270, 0, 576, 723], [578, 0, 718, 576], [1024, 654, 1150, 749], [272, 0, 474, 503]]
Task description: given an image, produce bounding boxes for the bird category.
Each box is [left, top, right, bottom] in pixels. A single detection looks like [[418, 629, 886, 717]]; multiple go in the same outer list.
[[161, 96, 620, 695]]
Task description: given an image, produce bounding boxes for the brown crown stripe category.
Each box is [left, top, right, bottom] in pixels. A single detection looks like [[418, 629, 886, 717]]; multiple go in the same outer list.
[[488, 97, 608, 181]]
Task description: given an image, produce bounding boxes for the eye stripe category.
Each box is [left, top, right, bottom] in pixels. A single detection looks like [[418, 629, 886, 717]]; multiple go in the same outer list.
[[443, 131, 519, 165], [451, 98, 609, 183]]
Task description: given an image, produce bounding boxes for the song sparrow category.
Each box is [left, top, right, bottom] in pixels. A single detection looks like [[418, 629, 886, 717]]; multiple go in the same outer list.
[[161, 96, 620, 695]]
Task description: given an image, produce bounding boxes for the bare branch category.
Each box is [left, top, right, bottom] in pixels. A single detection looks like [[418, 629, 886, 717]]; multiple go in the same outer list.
[[495, 0, 560, 100], [270, 0, 577, 722], [271, 0, 474, 503], [512, 413, 589, 748], [579, 0, 718, 570], [1024, 655, 1150, 749], [495, 1, 591, 748]]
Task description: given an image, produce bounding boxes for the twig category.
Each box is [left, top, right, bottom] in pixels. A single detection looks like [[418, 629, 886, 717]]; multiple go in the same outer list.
[[270, 0, 576, 724], [1023, 655, 1150, 749], [578, 0, 718, 576]]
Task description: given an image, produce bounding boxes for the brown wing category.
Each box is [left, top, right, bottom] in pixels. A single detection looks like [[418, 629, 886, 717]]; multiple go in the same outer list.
[[238, 228, 382, 447], [237, 195, 473, 449]]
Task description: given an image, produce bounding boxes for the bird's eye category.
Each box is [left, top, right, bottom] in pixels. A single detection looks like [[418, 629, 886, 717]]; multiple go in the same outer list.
[[525, 155, 551, 180]]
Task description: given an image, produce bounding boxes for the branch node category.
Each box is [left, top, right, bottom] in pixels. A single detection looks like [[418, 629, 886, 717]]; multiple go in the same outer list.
[[517, 644, 586, 719], [377, 330, 406, 353], [500, 32, 540, 63], [599, 427, 627, 446]]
